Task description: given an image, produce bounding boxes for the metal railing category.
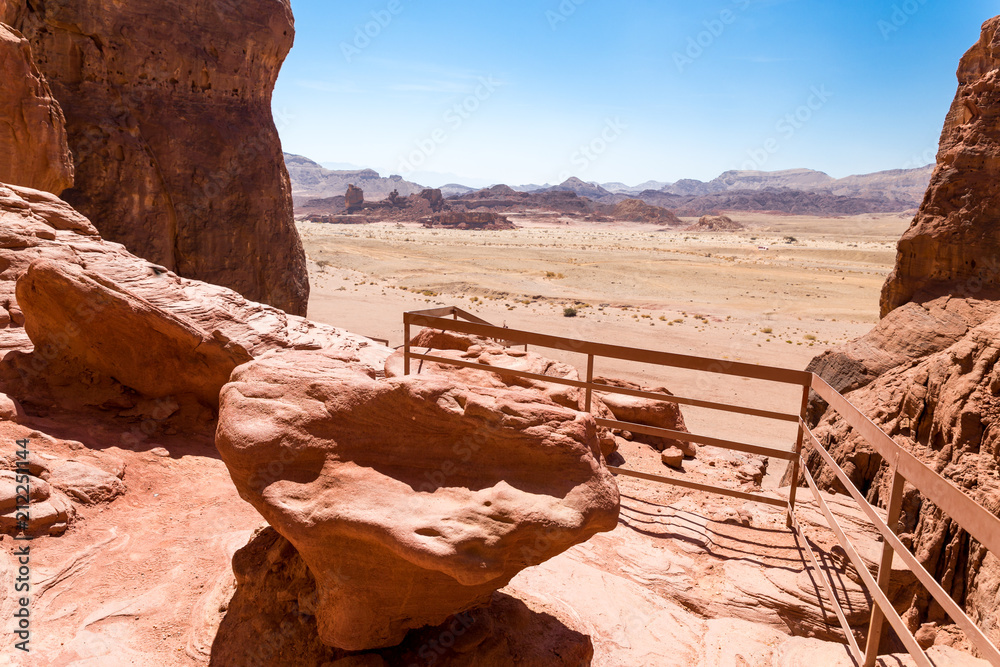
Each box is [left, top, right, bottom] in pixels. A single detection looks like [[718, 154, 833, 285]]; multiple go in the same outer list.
[[402, 306, 1000, 666]]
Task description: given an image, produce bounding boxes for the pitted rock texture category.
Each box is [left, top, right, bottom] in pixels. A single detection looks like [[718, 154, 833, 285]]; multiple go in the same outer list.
[[215, 349, 620, 650], [0, 182, 387, 413], [881, 16, 1000, 316], [5, 0, 309, 314], [804, 313, 1000, 643], [0, 22, 72, 194]]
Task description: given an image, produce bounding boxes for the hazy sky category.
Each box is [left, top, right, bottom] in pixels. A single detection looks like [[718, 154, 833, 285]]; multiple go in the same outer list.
[[274, 0, 997, 187]]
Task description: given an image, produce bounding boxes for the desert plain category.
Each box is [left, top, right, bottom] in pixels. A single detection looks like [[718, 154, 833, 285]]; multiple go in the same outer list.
[[303, 211, 911, 477]]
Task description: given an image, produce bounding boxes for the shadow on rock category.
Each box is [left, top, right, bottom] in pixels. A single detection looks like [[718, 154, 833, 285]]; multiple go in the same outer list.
[[209, 527, 594, 667]]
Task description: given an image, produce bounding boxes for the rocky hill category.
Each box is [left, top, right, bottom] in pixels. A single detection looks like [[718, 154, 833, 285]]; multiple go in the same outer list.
[[542, 177, 627, 204], [285, 153, 424, 206], [655, 166, 933, 208], [665, 187, 915, 217]]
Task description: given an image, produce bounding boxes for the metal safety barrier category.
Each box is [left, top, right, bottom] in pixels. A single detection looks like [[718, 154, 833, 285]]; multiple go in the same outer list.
[[402, 306, 1000, 666]]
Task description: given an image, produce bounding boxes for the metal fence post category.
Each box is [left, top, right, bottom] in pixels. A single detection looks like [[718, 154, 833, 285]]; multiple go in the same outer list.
[[585, 354, 595, 413], [864, 456, 904, 666], [403, 319, 411, 376], [787, 382, 811, 527]]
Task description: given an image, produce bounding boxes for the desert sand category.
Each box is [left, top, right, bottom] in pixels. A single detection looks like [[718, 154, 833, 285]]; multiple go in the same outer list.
[[301, 211, 910, 467]]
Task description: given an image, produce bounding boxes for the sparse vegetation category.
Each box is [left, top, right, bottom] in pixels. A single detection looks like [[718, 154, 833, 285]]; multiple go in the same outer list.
[[761, 327, 773, 334], [563, 306, 578, 317]]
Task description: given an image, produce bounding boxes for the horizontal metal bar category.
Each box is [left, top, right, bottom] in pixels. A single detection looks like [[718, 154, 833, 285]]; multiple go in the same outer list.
[[449, 306, 495, 326], [595, 384, 800, 423], [597, 418, 797, 461], [408, 352, 801, 430], [608, 466, 787, 507], [801, 467, 932, 667], [405, 313, 812, 386], [408, 352, 593, 389], [408, 306, 458, 318], [788, 512, 865, 661], [802, 424, 1000, 663], [810, 375, 1000, 563]]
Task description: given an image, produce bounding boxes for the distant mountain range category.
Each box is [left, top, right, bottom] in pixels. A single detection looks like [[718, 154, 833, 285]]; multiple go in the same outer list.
[[284, 153, 934, 217], [526, 166, 934, 209], [284, 153, 424, 205]]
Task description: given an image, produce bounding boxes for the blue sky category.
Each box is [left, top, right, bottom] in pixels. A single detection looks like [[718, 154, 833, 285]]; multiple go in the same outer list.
[[274, 0, 998, 187]]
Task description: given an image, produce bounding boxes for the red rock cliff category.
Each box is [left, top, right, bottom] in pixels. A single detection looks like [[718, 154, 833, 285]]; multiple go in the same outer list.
[[881, 17, 1000, 316], [5, 0, 309, 315]]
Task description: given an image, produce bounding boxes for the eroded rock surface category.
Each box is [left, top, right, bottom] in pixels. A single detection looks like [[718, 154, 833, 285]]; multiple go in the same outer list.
[[881, 16, 1000, 315], [805, 313, 1000, 642], [216, 349, 620, 650], [0, 183, 387, 415], [4, 0, 309, 314], [0, 23, 72, 194]]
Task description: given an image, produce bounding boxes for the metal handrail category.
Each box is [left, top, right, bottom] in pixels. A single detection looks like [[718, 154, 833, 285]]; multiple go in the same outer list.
[[402, 305, 1000, 667]]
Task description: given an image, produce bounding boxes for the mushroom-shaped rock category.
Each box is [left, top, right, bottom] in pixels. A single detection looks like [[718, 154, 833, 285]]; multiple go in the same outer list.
[[216, 349, 619, 651]]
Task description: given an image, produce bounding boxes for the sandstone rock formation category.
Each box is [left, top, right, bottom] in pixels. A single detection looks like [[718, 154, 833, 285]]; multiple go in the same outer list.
[[594, 377, 692, 456], [0, 23, 73, 194], [881, 16, 1000, 316], [215, 349, 620, 650], [422, 211, 516, 230], [686, 214, 745, 232], [4, 0, 309, 315], [211, 526, 596, 666], [804, 310, 1000, 642], [345, 184, 365, 212], [801, 15, 1000, 647], [610, 198, 682, 224], [17, 259, 253, 408], [0, 182, 386, 419]]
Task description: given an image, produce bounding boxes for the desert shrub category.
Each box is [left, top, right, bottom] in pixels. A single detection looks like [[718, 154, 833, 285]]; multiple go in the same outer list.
[[563, 307, 578, 317]]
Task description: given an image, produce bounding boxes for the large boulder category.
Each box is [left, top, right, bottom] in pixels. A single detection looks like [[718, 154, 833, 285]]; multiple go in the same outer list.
[[4, 0, 309, 315], [0, 182, 388, 415], [16, 259, 253, 407], [594, 377, 693, 456], [216, 349, 620, 651], [0, 23, 73, 194]]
